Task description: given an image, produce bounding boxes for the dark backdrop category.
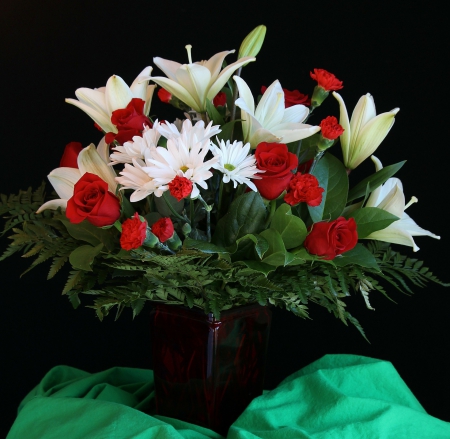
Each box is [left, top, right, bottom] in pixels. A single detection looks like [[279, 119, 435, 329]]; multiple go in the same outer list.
[[1, 1, 449, 436]]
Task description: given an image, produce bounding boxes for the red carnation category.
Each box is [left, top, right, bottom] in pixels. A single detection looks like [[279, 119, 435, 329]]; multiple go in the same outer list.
[[284, 173, 324, 207], [120, 213, 147, 251], [168, 176, 193, 201], [106, 98, 152, 145], [60, 142, 83, 168], [310, 69, 343, 91], [158, 88, 172, 103], [261, 86, 310, 108], [151, 217, 174, 243], [213, 91, 227, 107], [319, 116, 344, 140]]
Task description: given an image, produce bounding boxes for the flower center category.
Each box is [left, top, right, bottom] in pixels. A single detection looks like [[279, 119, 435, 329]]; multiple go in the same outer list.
[[180, 165, 189, 173], [224, 163, 236, 172]]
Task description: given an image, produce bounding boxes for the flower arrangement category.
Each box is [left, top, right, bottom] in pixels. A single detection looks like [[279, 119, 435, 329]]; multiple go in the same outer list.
[[1, 25, 446, 338]]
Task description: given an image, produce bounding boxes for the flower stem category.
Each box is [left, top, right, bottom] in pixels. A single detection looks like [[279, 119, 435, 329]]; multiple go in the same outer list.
[[229, 66, 242, 141], [162, 192, 191, 225], [264, 199, 277, 228], [309, 151, 325, 174], [197, 194, 213, 242], [217, 178, 224, 217]]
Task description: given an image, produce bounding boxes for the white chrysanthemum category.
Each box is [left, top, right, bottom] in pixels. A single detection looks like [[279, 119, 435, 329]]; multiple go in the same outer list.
[[210, 139, 263, 191], [157, 118, 221, 148], [116, 159, 158, 202], [109, 121, 163, 165], [145, 134, 219, 199]]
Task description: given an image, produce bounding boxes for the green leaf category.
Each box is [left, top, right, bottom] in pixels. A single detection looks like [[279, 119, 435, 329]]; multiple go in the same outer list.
[[271, 204, 307, 249], [59, 218, 116, 252], [239, 260, 276, 276], [69, 243, 103, 271], [259, 228, 288, 267], [183, 237, 228, 254], [217, 120, 241, 143], [212, 191, 267, 247], [206, 99, 225, 126], [348, 207, 399, 238], [309, 153, 348, 222], [333, 244, 380, 270], [291, 247, 335, 265], [347, 161, 406, 203], [227, 233, 269, 259]]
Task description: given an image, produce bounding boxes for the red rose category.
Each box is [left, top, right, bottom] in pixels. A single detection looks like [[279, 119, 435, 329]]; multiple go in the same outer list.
[[261, 86, 310, 108], [66, 172, 121, 227], [319, 116, 344, 140], [310, 69, 343, 91], [254, 142, 298, 200], [213, 91, 227, 107], [60, 142, 83, 168], [284, 173, 324, 207], [168, 175, 193, 201], [106, 98, 152, 145], [120, 212, 147, 251], [158, 88, 172, 103], [151, 217, 174, 243], [304, 217, 358, 260]]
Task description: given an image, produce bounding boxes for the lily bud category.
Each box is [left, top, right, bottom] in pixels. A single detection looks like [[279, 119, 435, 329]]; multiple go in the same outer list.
[[238, 25, 267, 59]]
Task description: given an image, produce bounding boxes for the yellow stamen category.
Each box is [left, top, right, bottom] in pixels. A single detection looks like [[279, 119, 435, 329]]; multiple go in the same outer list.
[[185, 45, 193, 64], [180, 165, 189, 173]]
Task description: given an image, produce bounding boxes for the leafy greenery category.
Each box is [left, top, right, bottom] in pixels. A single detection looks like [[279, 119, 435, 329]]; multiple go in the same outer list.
[[1, 183, 448, 340]]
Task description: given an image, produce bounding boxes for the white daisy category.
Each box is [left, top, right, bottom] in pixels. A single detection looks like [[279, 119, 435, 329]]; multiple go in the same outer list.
[[145, 133, 219, 199], [210, 140, 263, 191], [157, 118, 221, 148], [116, 159, 158, 202], [109, 121, 163, 165]]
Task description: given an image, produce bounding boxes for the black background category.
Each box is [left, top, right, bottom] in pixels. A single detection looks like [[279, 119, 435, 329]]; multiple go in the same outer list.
[[1, 1, 449, 436]]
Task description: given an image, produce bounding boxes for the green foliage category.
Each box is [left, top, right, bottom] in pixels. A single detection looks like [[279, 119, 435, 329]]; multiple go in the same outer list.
[[1, 181, 448, 339]]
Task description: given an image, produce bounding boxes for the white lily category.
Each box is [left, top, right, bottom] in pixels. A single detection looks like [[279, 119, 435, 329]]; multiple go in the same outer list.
[[363, 156, 440, 251], [234, 77, 320, 148], [65, 67, 156, 133], [333, 92, 399, 170], [37, 142, 118, 213], [143, 46, 255, 113]]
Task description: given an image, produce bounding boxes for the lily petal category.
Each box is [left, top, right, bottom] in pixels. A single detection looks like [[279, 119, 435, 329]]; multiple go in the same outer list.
[[48, 167, 81, 199], [36, 199, 68, 213], [105, 75, 134, 114], [65, 98, 115, 133], [332, 92, 351, 166], [207, 56, 255, 99], [350, 108, 399, 168], [153, 57, 183, 81], [78, 144, 118, 193], [175, 64, 211, 110], [130, 66, 153, 100]]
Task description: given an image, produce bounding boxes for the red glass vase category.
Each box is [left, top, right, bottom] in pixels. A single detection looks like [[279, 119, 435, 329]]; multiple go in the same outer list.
[[149, 303, 272, 434]]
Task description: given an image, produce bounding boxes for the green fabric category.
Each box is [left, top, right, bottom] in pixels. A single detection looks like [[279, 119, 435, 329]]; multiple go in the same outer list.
[[7, 355, 450, 439]]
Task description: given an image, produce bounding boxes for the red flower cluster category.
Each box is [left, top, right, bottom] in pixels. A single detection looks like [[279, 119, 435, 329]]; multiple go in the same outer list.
[[157, 88, 172, 104], [120, 213, 147, 251], [284, 173, 324, 207], [151, 217, 174, 243], [320, 116, 345, 140], [168, 176, 193, 201], [213, 91, 227, 107], [254, 142, 298, 200], [261, 86, 310, 108], [105, 98, 152, 145], [60, 142, 83, 168], [310, 69, 343, 91], [304, 217, 358, 260], [66, 173, 121, 227]]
